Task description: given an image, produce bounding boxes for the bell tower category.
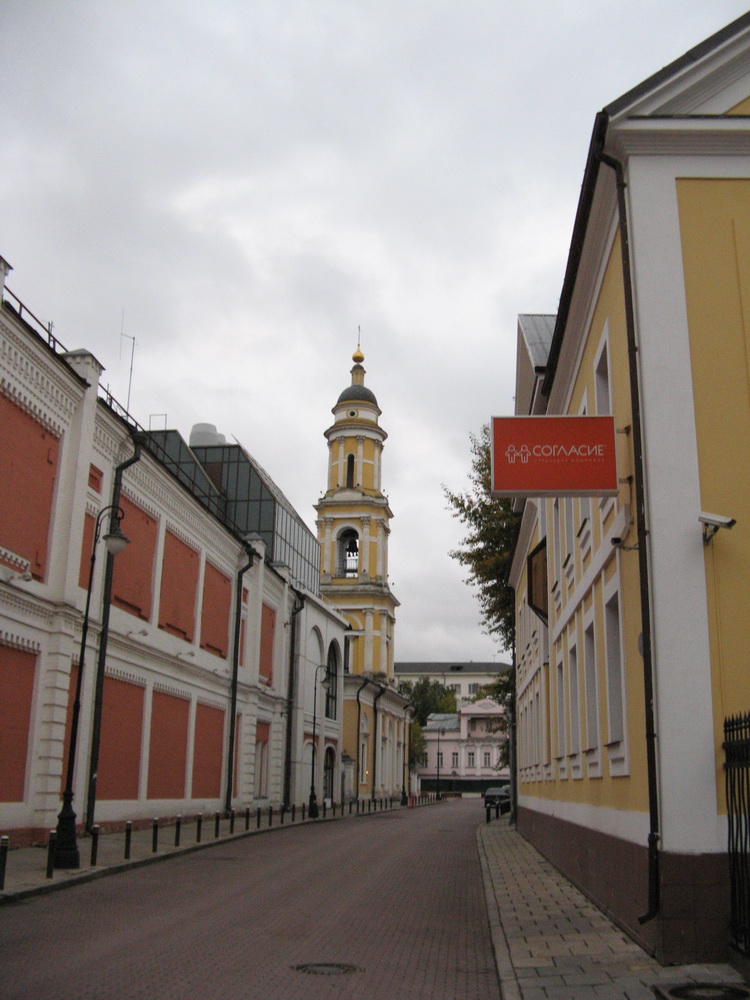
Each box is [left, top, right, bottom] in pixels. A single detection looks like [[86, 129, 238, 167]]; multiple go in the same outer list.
[[315, 344, 398, 680]]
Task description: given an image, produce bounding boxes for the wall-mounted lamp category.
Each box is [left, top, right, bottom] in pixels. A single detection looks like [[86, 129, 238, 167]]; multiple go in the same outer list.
[[700, 512, 736, 545]]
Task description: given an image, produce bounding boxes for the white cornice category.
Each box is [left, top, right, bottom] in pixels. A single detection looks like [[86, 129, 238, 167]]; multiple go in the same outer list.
[[609, 116, 750, 159], [1, 318, 85, 435]]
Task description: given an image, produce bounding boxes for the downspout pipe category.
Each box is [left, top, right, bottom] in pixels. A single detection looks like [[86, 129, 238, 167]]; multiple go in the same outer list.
[[224, 543, 260, 814], [85, 431, 148, 832], [371, 682, 385, 801], [355, 676, 372, 802], [598, 145, 660, 925], [282, 589, 305, 808]]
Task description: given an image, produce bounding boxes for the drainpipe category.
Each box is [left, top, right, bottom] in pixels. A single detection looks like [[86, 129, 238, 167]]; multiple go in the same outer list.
[[598, 145, 660, 925], [282, 590, 304, 808], [507, 648, 518, 826], [355, 676, 372, 802], [224, 543, 260, 814], [85, 431, 147, 832], [371, 682, 385, 801]]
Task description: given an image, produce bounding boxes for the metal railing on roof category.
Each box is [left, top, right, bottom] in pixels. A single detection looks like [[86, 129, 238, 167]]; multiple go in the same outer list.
[[2, 287, 69, 354]]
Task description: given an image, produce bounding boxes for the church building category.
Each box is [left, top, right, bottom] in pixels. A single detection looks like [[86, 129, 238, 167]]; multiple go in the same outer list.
[[315, 347, 410, 801]]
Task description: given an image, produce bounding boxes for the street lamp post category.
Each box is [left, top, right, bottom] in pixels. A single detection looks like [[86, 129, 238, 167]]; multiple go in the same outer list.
[[436, 726, 445, 801], [54, 505, 129, 868], [308, 664, 331, 819], [401, 704, 414, 806]]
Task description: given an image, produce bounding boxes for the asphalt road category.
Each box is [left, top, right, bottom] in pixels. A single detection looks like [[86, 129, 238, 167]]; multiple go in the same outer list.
[[0, 798, 500, 1000]]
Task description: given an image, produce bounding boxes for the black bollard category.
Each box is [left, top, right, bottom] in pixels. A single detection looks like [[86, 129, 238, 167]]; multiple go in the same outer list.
[[280, 806, 285, 826], [0, 835, 8, 891], [91, 825, 100, 866], [256, 807, 261, 829], [125, 820, 132, 859], [245, 806, 250, 831], [175, 815, 182, 847], [230, 809, 235, 834], [486, 804, 492, 824], [197, 814, 203, 843], [152, 818, 159, 853], [292, 804, 296, 823], [495, 802, 500, 820], [214, 811, 220, 839], [323, 801, 327, 819], [268, 805, 273, 827], [46, 831, 56, 879], [302, 802, 306, 822]]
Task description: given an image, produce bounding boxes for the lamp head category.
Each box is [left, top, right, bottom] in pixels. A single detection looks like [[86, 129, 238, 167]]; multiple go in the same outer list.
[[104, 522, 130, 556]]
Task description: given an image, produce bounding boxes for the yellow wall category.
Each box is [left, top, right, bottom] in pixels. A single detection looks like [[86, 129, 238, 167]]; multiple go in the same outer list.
[[728, 96, 750, 114], [327, 435, 379, 492], [678, 178, 750, 802], [518, 233, 651, 813]]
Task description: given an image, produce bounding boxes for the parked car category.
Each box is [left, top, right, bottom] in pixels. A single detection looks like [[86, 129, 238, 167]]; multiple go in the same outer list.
[[483, 786, 510, 813]]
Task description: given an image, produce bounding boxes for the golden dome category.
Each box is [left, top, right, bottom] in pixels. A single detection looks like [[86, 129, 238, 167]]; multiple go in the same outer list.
[[352, 346, 364, 364]]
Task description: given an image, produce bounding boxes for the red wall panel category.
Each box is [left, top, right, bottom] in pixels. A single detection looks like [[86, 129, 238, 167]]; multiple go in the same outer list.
[[200, 563, 231, 658], [158, 531, 199, 641], [111, 496, 157, 621], [0, 393, 59, 581], [98, 676, 144, 800], [0, 647, 36, 802], [259, 604, 276, 684], [191, 703, 225, 798], [147, 690, 189, 799]]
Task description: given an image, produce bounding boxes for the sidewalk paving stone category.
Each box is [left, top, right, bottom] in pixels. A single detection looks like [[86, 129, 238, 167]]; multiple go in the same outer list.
[[478, 817, 748, 999]]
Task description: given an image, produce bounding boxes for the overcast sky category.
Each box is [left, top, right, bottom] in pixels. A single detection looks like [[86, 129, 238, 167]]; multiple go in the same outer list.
[[1, 1, 746, 663]]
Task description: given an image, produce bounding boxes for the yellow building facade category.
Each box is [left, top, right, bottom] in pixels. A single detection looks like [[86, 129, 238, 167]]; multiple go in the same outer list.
[[508, 14, 750, 966], [315, 348, 410, 801]]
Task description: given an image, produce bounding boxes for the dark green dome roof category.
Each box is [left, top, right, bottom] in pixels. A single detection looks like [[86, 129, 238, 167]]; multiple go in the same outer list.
[[337, 384, 378, 406]]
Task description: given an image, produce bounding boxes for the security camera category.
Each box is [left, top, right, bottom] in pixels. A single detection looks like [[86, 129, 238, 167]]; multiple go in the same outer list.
[[700, 512, 736, 544], [699, 513, 736, 530]]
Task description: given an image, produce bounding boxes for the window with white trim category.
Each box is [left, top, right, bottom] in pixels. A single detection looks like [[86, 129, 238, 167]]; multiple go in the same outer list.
[[556, 660, 566, 757], [569, 645, 580, 756], [584, 623, 598, 750], [605, 592, 624, 743], [595, 340, 611, 415]]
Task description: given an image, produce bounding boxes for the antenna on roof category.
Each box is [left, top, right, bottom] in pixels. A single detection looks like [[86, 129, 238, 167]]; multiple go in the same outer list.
[[119, 308, 136, 413]]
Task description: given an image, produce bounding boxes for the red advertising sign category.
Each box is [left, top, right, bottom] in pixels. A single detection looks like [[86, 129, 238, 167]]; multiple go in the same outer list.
[[491, 415, 618, 498]]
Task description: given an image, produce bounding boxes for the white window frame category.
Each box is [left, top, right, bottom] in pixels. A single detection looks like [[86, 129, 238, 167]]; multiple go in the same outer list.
[[603, 577, 629, 776]]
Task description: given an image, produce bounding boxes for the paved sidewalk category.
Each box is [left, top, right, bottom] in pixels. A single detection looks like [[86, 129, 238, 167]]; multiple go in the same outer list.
[[0, 803, 365, 898], [478, 818, 747, 999]]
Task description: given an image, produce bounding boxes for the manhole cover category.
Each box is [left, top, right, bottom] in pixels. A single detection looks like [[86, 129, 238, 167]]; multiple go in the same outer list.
[[293, 963, 361, 976], [653, 985, 750, 1000]]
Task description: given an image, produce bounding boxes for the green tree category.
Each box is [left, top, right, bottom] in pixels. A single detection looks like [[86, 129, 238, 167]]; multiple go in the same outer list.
[[443, 424, 520, 650], [408, 719, 426, 770], [398, 678, 457, 727], [473, 671, 515, 708]]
